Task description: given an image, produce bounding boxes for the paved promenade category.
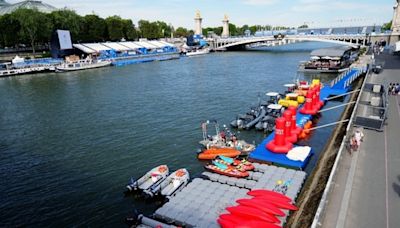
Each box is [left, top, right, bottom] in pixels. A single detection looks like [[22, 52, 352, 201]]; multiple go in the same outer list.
[[320, 52, 400, 228]]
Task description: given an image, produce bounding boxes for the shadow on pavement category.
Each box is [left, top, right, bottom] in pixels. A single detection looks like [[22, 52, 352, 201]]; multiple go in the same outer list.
[[393, 175, 400, 197]]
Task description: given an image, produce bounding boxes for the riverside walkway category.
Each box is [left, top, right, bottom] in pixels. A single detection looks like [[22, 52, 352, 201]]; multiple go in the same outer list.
[[319, 52, 400, 228]]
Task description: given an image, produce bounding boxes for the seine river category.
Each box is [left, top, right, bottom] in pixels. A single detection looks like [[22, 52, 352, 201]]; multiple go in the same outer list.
[[0, 42, 347, 226]]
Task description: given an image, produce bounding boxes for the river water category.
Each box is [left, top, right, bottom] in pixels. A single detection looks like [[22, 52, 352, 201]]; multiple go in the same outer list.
[[0, 42, 347, 227]]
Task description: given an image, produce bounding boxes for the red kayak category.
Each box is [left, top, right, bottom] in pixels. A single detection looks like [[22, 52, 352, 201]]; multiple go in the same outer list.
[[226, 205, 280, 223], [218, 218, 236, 228], [248, 189, 292, 202], [236, 199, 285, 216], [251, 198, 298, 211], [250, 194, 292, 204], [218, 214, 281, 228], [205, 164, 249, 178]]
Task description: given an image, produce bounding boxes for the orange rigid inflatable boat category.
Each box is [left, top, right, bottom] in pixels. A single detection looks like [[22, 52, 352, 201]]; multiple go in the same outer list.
[[198, 148, 241, 160]]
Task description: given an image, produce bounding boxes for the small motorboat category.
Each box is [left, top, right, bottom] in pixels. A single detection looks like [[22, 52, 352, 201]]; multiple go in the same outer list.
[[56, 58, 111, 72], [185, 47, 210, 56], [143, 169, 190, 198], [214, 155, 255, 171], [230, 106, 260, 129], [255, 104, 285, 132], [198, 148, 241, 160], [199, 120, 255, 153], [260, 92, 282, 106], [126, 165, 169, 192], [205, 161, 249, 178]]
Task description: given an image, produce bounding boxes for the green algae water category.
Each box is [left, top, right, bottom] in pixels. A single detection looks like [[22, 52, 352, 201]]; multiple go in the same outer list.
[[0, 42, 348, 226]]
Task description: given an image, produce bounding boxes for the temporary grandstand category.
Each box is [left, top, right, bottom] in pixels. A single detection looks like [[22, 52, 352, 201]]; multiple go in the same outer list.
[[72, 40, 179, 66], [73, 40, 176, 55]]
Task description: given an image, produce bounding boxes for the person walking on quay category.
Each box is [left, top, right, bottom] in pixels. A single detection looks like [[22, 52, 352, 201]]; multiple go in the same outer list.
[[388, 83, 393, 95], [349, 135, 358, 154], [395, 83, 400, 95], [354, 129, 364, 148]]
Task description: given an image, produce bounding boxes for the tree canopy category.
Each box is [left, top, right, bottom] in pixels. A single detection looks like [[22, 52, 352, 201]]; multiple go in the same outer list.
[[0, 8, 333, 52], [382, 21, 392, 32]]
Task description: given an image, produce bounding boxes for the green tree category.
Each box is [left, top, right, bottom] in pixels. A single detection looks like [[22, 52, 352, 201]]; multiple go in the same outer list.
[[382, 21, 392, 32], [138, 20, 160, 39], [81, 14, 107, 42], [122, 19, 138, 40], [49, 9, 82, 41], [237, 24, 249, 36], [0, 13, 21, 48], [13, 8, 52, 54], [175, 27, 189, 37], [229, 23, 237, 36], [212, 27, 223, 36], [105, 16, 124, 41], [249, 25, 258, 35], [156, 21, 172, 38], [298, 24, 308, 29]]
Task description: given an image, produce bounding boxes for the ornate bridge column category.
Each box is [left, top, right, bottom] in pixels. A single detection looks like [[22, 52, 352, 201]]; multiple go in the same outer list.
[[222, 15, 229, 38], [392, 0, 400, 32], [194, 10, 203, 36]]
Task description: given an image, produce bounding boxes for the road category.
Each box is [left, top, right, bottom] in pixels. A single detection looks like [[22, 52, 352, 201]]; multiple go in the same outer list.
[[321, 52, 400, 228]]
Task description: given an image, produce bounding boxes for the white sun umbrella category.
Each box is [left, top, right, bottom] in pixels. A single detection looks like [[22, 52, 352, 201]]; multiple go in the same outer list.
[[310, 56, 320, 60], [322, 56, 333, 60]]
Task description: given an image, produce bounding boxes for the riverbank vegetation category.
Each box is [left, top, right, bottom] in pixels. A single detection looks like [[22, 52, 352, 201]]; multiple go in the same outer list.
[[0, 8, 296, 51]]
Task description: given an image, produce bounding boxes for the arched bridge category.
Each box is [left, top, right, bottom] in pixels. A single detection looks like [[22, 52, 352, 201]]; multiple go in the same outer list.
[[209, 34, 376, 51]]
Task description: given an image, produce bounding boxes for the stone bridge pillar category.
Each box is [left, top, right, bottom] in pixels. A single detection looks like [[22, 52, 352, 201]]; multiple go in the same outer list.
[[392, 1, 400, 32], [194, 10, 203, 36], [222, 15, 229, 38]]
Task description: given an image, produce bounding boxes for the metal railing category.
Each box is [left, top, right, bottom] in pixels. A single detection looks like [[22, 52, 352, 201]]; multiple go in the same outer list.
[[311, 68, 369, 228]]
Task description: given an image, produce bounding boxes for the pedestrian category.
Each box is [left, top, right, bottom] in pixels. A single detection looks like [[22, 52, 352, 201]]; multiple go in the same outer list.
[[388, 83, 393, 95], [349, 136, 358, 154], [354, 129, 364, 148], [396, 83, 400, 95], [392, 84, 396, 95]]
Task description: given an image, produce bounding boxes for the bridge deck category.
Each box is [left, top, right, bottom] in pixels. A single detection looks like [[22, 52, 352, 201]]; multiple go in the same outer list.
[[249, 69, 360, 169]]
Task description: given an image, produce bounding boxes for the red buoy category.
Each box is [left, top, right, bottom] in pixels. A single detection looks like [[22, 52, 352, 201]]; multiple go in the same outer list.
[[266, 117, 293, 153], [283, 110, 297, 143], [287, 106, 302, 136], [300, 89, 317, 115], [315, 85, 324, 109]]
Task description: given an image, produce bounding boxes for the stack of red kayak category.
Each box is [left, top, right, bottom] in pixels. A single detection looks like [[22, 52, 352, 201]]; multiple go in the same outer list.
[[217, 189, 298, 228]]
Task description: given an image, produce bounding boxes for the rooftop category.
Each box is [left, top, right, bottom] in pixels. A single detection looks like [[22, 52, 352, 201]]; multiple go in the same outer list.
[[73, 41, 176, 54], [0, 0, 10, 8], [310, 46, 352, 58], [0, 0, 57, 15]]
